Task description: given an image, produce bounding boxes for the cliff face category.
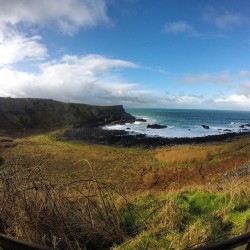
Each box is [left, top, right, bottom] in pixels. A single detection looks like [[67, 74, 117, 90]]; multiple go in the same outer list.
[[0, 97, 134, 130]]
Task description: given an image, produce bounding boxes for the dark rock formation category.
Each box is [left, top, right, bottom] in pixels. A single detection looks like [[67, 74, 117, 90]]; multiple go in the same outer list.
[[0, 97, 135, 131], [224, 129, 232, 132], [201, 125, 210, 129], [0, 156, 4, 166], [135, 118, 147, 122], [240, 124, 250, 128], [147, 124, 167, 129]]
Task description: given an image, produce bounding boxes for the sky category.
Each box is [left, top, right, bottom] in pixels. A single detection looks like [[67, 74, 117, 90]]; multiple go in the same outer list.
[[0, 0, 250, 110]]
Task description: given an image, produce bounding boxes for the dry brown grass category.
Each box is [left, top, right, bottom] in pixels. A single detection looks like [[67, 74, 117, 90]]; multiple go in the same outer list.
[[155, 145, 227, 164], [0, 156, 144, 249], [166, 219, 213, 250], [0, 132, 162, 192], [2, 131, 250, 193]]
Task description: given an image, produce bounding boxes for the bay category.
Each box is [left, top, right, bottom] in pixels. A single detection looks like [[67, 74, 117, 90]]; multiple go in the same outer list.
[[104, 109, 250, 138]]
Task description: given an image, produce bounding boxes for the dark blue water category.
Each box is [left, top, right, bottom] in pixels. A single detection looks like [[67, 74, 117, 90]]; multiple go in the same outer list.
[[104, 109, 250, 138]]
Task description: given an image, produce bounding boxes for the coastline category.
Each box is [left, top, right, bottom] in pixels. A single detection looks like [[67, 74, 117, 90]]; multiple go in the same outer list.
[[64, 125, 250, 148]]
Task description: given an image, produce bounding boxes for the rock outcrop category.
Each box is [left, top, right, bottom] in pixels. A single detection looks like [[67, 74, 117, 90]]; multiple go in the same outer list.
[[147, 124, 167, 129], [0, 97, 135, 131], [135, 118, 147, 122], [201, 125, 210, 129]]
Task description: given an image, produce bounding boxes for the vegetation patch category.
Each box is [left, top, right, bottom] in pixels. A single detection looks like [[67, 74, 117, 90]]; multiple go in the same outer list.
[[115, 189, 250, 249]]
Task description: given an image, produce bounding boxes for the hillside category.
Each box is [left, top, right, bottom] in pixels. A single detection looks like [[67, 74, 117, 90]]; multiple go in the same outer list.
[[0, 97, 134, 131]]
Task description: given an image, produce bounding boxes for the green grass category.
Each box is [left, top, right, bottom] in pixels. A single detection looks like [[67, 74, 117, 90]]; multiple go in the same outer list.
[[230, 210, 250, 234], [115, 189, 250, 249]]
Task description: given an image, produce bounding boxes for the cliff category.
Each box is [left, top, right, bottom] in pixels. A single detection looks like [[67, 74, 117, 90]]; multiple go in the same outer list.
[[0, 97, 135, 131]]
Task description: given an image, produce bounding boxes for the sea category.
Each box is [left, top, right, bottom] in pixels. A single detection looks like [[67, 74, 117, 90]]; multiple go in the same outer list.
[[103, 109, 250, 138]]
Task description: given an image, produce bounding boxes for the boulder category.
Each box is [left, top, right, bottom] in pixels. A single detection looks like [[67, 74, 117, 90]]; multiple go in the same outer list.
[[135, 118, 147, 122], [147, 124, 167, 129], [201, 125, 210, 129]]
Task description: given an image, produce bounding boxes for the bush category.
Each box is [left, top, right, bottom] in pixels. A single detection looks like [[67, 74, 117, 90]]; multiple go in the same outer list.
[[0, 158, 139, 249]]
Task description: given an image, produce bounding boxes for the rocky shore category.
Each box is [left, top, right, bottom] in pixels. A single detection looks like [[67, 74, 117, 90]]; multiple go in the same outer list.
[[64, 125, 250, 148]]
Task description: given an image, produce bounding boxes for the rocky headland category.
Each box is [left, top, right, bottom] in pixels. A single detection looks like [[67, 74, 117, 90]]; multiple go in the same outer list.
[[0, 97, 134, 133]]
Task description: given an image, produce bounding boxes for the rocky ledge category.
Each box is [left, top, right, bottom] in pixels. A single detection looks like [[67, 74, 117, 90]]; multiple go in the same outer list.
[[215, 161, 250, 184]]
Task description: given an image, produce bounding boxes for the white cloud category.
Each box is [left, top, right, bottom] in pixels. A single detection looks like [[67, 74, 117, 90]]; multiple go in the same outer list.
[[179, 72, 231, 85], [214, 94, 250, 109], [0, 54, 157, 106], [238, 82, 250, 98], [59, 54, 139, 73], [171, 94, 204, 105], [203, 10, 247, 29], [162, 91, 250, 110], [240, 70, 250, 78], [0, 0, 109, 34], [0, 0, 111, 66], [163, 21, 195, 34], [0, 67, 36, 96], [0, 29, 47, 66]]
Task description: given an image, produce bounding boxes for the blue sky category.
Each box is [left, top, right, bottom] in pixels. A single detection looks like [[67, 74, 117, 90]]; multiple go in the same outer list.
[[0, 0, 250, 110]]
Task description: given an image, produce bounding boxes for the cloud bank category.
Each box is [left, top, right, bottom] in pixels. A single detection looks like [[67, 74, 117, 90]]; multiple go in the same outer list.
[[0, 54, 157, 106], [0, 0, 109, 34]]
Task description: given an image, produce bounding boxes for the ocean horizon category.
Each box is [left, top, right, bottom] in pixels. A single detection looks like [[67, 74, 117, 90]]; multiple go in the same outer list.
[[104, 108, 250, 138]]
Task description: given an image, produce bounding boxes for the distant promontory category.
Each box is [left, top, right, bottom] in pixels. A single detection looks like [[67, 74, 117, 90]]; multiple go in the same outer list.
[[0, 97, 134, 131]]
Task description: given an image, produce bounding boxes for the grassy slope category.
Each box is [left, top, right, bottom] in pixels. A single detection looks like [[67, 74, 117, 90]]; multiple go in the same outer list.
[[2, 131, 162, 192], [1, 131, 250, 249]]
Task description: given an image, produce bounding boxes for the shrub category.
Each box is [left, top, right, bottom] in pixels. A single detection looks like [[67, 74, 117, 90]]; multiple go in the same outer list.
[[0, 158, 139, 249]]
